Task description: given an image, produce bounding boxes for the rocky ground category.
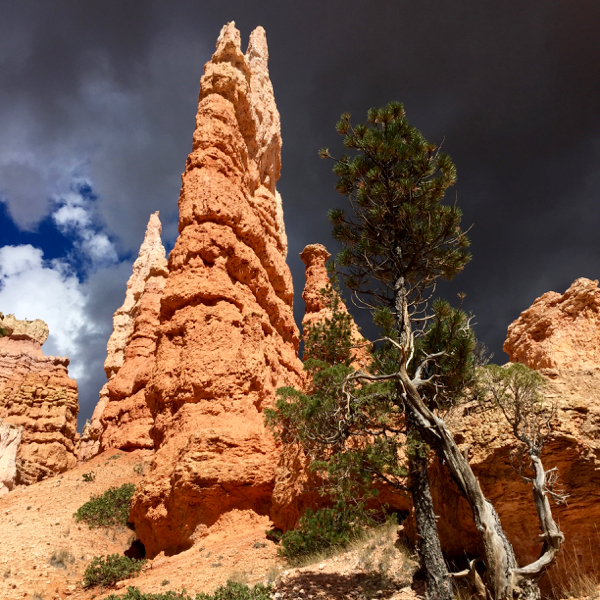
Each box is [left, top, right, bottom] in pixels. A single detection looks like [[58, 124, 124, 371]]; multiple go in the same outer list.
[[0, 448, 422, 600]]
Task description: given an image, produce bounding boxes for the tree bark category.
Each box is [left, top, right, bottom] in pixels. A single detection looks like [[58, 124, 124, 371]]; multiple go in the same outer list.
[[399, 369, 541, 600], [391, 284, 548, 599], [408, 418, 453, 600]]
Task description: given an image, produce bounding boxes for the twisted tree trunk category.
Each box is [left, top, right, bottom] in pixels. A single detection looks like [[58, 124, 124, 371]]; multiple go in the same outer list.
[[399, 369, 548, 600], [407, 418, 453, 600]]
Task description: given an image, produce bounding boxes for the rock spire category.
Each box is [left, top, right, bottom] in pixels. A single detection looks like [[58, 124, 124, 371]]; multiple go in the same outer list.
[[129, 23, 304, 557], [78, 212, 168, 461], [299, 243, 370, 369]]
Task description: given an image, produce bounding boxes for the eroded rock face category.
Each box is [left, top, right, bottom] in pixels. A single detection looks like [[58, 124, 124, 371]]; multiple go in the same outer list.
[[0, 419, 22, 495], [424, 280, 600, 585], [299, 243, 370, 369], [0, 318, 78, 485], [100, 212, 168, 452], [504, 277, 600, 370], [427, 369, 600, 587], [104, 212, 169, 380], [130, 23, 304, 557], [0, 313, 48, 346], [78, 212, 168, 462]]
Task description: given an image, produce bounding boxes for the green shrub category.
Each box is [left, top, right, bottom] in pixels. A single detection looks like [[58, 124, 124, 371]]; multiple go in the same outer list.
[[197, 581, 272, 600], [104, 581, 272, 600], [82, 471, 95, 482], [265, 528, 283, 544], [83, 554, 146, 588], [74, 483, 135, 528], [279, 502, 376, 562]]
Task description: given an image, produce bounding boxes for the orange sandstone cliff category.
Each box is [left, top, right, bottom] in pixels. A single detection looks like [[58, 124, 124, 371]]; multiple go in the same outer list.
[[129, 23, 304, 557], [0, 314, 78, 487]]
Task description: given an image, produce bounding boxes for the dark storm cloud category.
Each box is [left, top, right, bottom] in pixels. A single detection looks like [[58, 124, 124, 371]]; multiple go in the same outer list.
[[1, 0, 599, 424]]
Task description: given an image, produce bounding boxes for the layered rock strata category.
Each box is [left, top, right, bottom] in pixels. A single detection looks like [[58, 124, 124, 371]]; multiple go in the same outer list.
[[0, 316, 78, 485], [104, 213, 169, 380], [100, 212, 168, 452], [130, 23, 304, 557], [78, 212, 168, 461]]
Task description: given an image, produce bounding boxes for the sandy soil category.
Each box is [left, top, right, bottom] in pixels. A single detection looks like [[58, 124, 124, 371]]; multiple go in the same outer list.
[[0, 448, 423, 600]]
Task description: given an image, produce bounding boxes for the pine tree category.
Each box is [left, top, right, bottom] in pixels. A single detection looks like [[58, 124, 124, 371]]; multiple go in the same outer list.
[[319, 102, 563, 600]]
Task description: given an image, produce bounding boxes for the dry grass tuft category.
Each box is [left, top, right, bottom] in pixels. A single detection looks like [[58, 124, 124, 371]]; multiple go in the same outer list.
[[49, 547, 75, 570], [552, 571, 600, 600], [228, 569, 250, 585]]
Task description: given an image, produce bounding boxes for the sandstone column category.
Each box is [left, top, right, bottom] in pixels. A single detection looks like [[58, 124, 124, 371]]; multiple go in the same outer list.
[[300, 243, 370, 369], [78, 212, 168, 460], [130, 23, 304, 556]]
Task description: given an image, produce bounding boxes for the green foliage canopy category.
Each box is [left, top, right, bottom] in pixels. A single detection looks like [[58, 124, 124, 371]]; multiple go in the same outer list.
[[74, 483, 135, 528], [321, 101, 470, 311]]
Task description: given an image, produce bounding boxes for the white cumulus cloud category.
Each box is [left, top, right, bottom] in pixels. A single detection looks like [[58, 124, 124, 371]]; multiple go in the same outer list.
[[51, 185, 118, 268], [0, 244, 93, 379]]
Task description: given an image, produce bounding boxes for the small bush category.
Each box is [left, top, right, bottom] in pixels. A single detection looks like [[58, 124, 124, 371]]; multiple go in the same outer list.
[[49, 547, 75, 569], [74, 483, 135, 528], [197, 581, 272, 600], [265, 528, 283, 544], [133, 463, 145, 475], [82, 471, 96, 482], [83, 554, 146, 588], [104, 580, 272, 600], [279, 502, 376, 562]]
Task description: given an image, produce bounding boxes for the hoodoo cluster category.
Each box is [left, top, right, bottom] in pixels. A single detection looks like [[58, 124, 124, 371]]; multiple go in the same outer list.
[[0, 22, 599, 591]]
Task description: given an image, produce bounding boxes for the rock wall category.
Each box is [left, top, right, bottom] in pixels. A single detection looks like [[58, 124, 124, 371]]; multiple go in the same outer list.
[[0, 419, 22, 495], [425, 278, 600, 585], [504, 277, 600, 370], [0, 316, 78, 485], [130, 23, 304, 557]]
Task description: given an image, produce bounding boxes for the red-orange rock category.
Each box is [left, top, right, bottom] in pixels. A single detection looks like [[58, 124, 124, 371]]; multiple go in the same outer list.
[[504, 277, 600, 370], [100, 212, 168, 452], [429, 369, 600, 588], [0, 316, 78, 485], [423, 280, 600, 585], [130, 23, 304, 557], [299, 243, 370, 369], [268, 244, 372, 530], [78, 212, 168, 461]]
